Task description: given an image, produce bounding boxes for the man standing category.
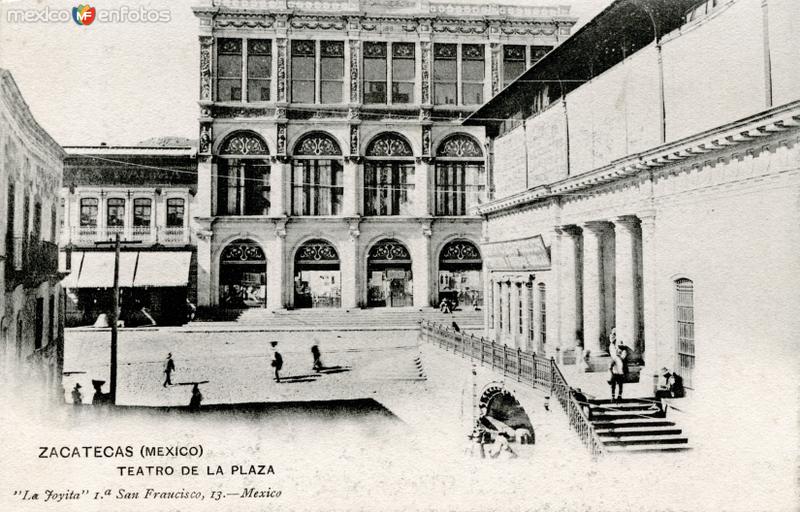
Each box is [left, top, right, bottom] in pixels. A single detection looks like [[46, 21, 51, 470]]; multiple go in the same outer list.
[[163, 353, 175, 387], [270, 342, 283, 383], [71, 383, 83, 405]]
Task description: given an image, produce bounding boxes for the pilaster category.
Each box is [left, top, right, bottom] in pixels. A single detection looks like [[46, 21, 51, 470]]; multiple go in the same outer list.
[[639, 211, 657, 374], [614, 215, 640, 352], [413, 221, 432, 308], [581, 220, 608, 355]]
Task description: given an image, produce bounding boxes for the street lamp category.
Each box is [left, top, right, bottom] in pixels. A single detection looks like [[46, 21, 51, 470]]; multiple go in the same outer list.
[[95, 233, 140, 404]]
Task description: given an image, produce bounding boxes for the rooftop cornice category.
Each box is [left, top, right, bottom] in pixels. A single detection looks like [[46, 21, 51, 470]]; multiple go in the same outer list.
[[0, 69, 65, 160], [476, 101, 800, 216]]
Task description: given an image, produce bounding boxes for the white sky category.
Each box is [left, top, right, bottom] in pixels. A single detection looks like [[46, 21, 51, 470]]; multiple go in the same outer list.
[[0, 0, 613, 146]]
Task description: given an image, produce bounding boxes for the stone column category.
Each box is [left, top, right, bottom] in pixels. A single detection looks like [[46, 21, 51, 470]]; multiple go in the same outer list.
[[267, 220, 287, 310], [492, 278, 501, 341], [509, 282, 521, 348], [415, 158, 431, 216], [270, 159, 287, 216], [640, 211, 657, 374], [342, 158, 361, 217], [413, 223, 432, 308], [559, 225, 580, 350], [521, 282, 532, 351], [614, 216, 640, 350], [582, 221, 607, 355], [341, 219, 360, 309]]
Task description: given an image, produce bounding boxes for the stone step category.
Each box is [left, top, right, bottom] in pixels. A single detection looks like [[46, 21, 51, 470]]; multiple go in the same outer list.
[[592, 411, 660, 422], [605, 444, 692, 454], [591, 419, 676, 429], [591, 403, 659, 412], [596, 427, 683, 437], [589, 398, 654, 405], [601, 435, 689, 447]]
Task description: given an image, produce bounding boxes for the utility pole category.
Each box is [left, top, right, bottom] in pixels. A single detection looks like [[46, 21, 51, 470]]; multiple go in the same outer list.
[[96, 233, 140, 404]]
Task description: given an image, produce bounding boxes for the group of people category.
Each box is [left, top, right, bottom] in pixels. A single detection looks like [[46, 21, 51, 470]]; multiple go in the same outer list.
[[467, 404, 519, 460]]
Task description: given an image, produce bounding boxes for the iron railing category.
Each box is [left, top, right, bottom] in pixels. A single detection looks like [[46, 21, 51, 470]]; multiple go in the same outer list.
[[419, 320, 605, 457]]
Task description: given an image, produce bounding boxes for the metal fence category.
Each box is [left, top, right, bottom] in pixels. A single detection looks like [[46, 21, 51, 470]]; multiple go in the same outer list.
[[419, 320, 605, 457]]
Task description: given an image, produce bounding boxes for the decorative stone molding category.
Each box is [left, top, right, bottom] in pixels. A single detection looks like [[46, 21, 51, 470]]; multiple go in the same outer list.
[[199, 123, 213, 154], [273, 218, 288, 239], [220, 132, 269, 155], [490, 43, 501, 96], [365, 133, 413, 157], [420, 41, 431, 105], [276, 124, 287, 156], [276, 38, 288, 102], [437, 134, 483, 158], [212, 106, 274, 119], [349, 39, 361, 104], [422, 125, 432, 157], [294, 132, 342, 156], [199, 36, 213, 102], [349, 125, 359, 156], [477, 101, 800, 216], [346, 217, 361, 241]]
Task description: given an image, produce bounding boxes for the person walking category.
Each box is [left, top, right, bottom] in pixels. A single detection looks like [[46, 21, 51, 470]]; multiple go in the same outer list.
[[163, 353, 175, 387], [311, 344, 323, 372], [71, 383, 83, 405], [188, 383, 203, 412], [270, 341, 283, 382]]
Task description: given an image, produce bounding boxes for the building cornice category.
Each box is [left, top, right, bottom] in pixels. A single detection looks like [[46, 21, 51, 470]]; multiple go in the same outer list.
[[0, 69, 65, 161], [476, 101, 800, 216]]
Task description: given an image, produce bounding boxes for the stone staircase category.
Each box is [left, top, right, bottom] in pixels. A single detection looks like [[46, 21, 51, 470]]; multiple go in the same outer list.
[[233, 307, 484, 331], [588, 398, 691, 453]]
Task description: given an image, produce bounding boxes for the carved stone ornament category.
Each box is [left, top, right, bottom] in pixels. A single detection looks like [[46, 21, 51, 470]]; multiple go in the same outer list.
[[490, 43, 501, 96], [296, 240, 339, 263], [440, 240, 481, 263], [366, 133, 413, 157], [277, 39, 287, 102], [220, 132, 269, 155], [349, 125, 359, 156], [294, 133, 342, 156], [199, 37, 213, 101], [437, 134, 483, 158], [349, 40, 360, 104], [422, 126, 432, 156], [199, 124, 212, 154], [420, 41, 431, 104], [368, 240, 411, 261], [277, 124, 287, 155], [221, 241, 265, 263]]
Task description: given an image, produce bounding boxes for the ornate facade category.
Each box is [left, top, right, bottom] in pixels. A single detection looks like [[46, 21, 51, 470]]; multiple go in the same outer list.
[[191, 0, 575, 309], [0, 69, 66, 402]]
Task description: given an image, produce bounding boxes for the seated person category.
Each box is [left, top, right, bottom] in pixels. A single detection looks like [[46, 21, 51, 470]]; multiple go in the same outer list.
[[655, 368, 685, 415]]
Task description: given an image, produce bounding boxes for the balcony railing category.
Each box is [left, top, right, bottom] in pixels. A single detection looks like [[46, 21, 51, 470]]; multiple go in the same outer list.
[[62, 226, 191, 246], [419, 320, 606, 457], [5, 236, 60, 290]]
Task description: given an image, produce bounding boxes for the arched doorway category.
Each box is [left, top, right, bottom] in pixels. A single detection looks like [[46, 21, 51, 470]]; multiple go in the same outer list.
[[478, 383, 535, 444], [219, 239, 266, 308], [439, 239, 482, 308], [367, 239, 412, 307], [294, 239, 341, 309]]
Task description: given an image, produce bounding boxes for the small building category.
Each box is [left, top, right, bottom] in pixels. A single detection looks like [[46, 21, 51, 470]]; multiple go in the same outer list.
[[0, 68, 66, 401], [60, 142, 198, 326]]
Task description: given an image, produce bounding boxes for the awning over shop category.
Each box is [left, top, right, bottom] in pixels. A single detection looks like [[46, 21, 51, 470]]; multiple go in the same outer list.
[[74, 251, 137, 288], [59, 251, 84, 288], [133, 251, 191, 288], [482, 235, 551, 272]]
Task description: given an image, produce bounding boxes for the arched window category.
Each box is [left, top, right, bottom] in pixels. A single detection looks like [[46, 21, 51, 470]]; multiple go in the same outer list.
[[216, 131, 271, 216], [291, 132, 343, 216], [435, 134, 485, 216], [364, 133, 415, 216], [675, 278, 695, 389]]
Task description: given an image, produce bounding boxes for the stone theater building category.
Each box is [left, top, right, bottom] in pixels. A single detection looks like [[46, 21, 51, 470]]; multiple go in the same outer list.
[[190, 0, 575, 311]]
